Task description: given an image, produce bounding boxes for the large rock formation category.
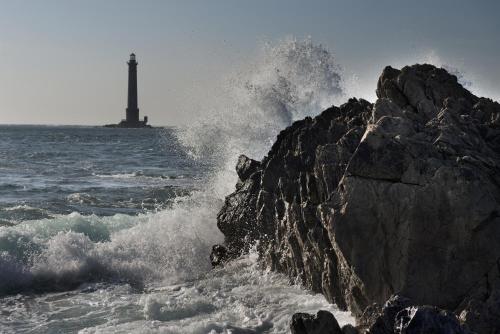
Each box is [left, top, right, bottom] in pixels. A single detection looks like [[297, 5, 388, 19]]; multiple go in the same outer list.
[[214, 64, 500, 333]]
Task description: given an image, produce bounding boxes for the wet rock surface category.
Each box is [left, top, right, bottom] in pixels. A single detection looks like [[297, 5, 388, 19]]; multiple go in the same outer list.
[[214, 64, 500, 333]]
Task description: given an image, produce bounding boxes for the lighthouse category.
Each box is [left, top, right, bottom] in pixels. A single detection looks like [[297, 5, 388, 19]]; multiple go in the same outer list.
[[126, 53, 139, 123], [105, 53, 151, 128]]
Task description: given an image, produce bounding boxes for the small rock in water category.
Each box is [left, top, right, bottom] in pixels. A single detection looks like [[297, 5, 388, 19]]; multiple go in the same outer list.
[[209, 244, 229, 267], [341, 324, 359, 334]]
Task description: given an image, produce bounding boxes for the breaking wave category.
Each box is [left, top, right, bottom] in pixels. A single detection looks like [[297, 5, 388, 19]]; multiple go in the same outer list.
[[179, 36, 344, 195], [1, 36, 344, 296], [0, 193, 221, 295], [0, 37, 349, 332]]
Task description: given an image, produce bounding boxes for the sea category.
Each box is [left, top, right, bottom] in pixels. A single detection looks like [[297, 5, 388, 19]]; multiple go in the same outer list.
[[0, 38, 355, 333]]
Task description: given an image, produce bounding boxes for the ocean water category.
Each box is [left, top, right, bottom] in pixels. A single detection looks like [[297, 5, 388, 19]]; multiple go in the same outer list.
[[0, 38, 354, 333], [0, 126, 352, 333], [0, 126, 201, 223]]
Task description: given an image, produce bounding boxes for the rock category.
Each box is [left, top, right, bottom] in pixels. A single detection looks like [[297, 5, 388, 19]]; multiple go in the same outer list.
[[455, 260, 500, 333], [341, 324, 359, 334], [458, 290, 500, 334], [209, 244, 229, 267], [357, 295, 470, 334], [364, 295, 414, 334], [394, 306, 467, 334], [236, 154, 261, 182], [215, 64, 500, 334], [290, 310, 342, 334]]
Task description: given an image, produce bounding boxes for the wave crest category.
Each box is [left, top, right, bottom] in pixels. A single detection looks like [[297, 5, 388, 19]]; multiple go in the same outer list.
[[179, 37, 344, 197]]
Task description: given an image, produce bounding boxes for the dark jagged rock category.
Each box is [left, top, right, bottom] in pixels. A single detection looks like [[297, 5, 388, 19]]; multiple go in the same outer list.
[[394, 306, 467, 334], [209, 244, 229, 267], [236, 155, 261, 182], [362, 295, 413, 334], [215, 64, 500, 333], [356, 295, 469, 334], [290, 310, 343, 334]]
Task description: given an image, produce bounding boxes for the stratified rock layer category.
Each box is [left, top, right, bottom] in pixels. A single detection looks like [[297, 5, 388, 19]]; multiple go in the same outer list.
[[215, 64, 500, 333]]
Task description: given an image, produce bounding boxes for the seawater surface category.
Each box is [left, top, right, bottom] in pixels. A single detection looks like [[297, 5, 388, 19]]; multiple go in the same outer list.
[[0, 125, 199, 222], [1, 38, 356, 333], [0, 125, 353, 333]]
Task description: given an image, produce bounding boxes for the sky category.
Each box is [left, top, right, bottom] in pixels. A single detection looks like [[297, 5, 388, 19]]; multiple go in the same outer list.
[[0, 0, 498, 126]]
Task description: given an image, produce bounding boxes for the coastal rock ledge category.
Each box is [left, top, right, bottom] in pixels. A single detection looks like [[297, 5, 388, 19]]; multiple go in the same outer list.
[[213, 64, 500, 333]]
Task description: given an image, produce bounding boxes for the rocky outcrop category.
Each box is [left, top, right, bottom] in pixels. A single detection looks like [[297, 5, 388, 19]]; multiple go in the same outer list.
[[214, 64, 500, 333], [292, 295, 471, 334]]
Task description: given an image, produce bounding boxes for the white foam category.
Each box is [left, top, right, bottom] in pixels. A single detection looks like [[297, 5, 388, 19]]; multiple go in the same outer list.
[[0, 255, 354, 333], [4, 204, 39, 211], [0, 192, 224, 294]]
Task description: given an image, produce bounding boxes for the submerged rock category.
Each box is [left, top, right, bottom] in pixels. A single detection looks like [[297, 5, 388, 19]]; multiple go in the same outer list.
[[215, 64, 500, 333]]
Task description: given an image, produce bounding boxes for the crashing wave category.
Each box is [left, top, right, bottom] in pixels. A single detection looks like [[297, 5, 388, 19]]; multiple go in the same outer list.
[[0, 38, 344, 298]]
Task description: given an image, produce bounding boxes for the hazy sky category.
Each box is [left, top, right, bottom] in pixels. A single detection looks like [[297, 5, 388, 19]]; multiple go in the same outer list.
[[0, 0, 498, 125]]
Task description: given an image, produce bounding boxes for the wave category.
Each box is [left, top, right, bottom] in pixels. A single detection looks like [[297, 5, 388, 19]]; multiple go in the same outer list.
[[93, 172, 140, 179], [0, 37, 345, 299], [4, 204, 41, 212], [67, 193, 99, 205], [93, 171, 188, 181], [0, 204, 52, 225], [0, 192, 223, 295], [178, 36, 344, 197], [137, 254, 355, 333]]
